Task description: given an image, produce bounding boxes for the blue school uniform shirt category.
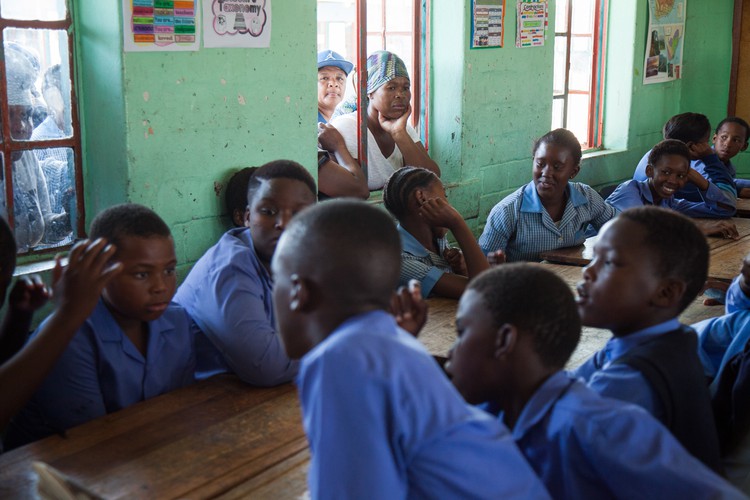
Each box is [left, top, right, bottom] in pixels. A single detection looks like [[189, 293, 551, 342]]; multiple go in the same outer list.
[[5, 300, 196, 448], [634, 150, 737, 208], [397, 224, 452, 298], [606, 178, 734, 218], [297, 310, 550, 499], [174, 227, 297, 386], [695, 277, 750, 392], [505, 371, 742, 499], [572, 319, 685, 421], [479, 181, 616, 262]]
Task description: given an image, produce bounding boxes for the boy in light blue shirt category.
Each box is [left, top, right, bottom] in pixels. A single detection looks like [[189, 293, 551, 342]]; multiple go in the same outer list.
[[271, 200, 550, 499], [445, 263, 743, 499]]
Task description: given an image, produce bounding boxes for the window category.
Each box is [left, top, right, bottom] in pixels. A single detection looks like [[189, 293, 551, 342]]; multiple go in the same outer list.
[[0, 0, 82, 254], [317, 0, 427, 133], [552, 0, 607, 149]]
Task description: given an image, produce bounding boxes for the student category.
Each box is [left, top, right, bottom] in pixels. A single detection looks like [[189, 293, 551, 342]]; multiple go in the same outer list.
[[633, 112, 737, 209], [607, 139, 739, 236], [175, 160, 316, 386], [330, 50, 440, 191], [270, 199, 550, 498], [383, 166, 488, 299], [225, 167, 257, 227], [713, 117, 750, 197], [693, 254, 750, 491], [317, 125, 368, 200], [317, 50, 353, 124], [479, 128, 617, 262], [0, 224, 122, 430], [5, 204, 195, 448], [574, 206, 722, 472], [444, 264, 743, 499]]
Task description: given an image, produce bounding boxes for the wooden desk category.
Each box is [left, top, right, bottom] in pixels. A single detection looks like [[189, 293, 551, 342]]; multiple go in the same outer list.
[[0, 376, 309, 499], [736, 198, 750, 218]]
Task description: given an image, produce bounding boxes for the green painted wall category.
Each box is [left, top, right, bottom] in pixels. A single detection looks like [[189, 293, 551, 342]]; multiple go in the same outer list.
[[75, 0, 317, 273]]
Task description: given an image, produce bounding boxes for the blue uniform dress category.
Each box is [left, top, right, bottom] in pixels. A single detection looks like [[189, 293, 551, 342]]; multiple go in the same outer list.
[[634, 150, 737, 208], [298, 310, 551, 499], [5, 300, 196, 448], [174, 227, 297, 386], [505, 371, 742, 499], [606, 178, 734, 218], [397, 224, 452, 298], [479, 181, 617, 262]]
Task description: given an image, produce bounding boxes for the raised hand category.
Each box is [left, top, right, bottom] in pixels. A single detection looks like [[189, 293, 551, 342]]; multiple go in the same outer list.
[[391, 280, 428, 338], [444, 247, 467, 276], [8, 276, 49, 314]]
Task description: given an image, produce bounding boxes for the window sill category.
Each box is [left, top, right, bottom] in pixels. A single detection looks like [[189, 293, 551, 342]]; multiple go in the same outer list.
[[14, 259, 57, 278], [582, 148, 626, 160]]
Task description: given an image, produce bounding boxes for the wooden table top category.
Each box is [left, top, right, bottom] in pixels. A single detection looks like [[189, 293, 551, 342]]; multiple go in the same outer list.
[[736, 198, 750, 218], [539, 218, 750, 282], [0, 376, 309, 499]]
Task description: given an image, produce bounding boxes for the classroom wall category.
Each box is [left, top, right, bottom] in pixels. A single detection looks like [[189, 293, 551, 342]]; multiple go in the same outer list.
[[75, 0, 318, 274], [51, 0, 737, 276], [429, 0, 737, 233]]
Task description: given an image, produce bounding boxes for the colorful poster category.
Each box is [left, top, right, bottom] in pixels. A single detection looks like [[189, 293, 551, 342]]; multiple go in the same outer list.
[[471, 0, 505, 49], [122, 0, 200, 52], [516, 1, 547, 48], [643, 0, 686, 84], [203, 0, 272, 48]]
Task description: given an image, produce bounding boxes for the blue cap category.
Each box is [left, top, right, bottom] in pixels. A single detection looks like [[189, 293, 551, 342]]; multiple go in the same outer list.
[[317, 50, 353, 75]]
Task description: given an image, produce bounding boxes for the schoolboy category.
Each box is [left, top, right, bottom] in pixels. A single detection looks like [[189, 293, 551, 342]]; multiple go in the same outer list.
[[573, 206, 722, 471], [609, 139, 737, 222], [271, 200, 550, 498], [225, 167, 256, 227], [175, 160, 317, 386], [713, 117, 750, 197], [445, 264, 743, 499], [633, 112, 737, 209], [5, 204, 195, 449]]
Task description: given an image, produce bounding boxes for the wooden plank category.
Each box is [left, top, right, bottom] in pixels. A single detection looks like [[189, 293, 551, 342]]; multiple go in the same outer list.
[[736, 198, 750, 218], [708, 239, 750, 282]]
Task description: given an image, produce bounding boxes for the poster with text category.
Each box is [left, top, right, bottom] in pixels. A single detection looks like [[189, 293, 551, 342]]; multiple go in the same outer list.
[[471, 0, 505, 49], [123, 0, 199, 52], [643, 0, 686, 84], [203, 0, 271, 48], [516, 1, 547, 48]]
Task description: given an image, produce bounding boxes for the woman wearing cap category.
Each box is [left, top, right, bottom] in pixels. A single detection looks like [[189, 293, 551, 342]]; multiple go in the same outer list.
[[330, 50, 440, 191]]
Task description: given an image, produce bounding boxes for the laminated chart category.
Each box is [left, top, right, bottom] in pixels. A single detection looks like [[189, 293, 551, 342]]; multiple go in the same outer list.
[[123, 0, 199, 51], [471, 0, 505, 48], [643, 0, 686, 84], [203, 0, 272, 48], [516, 1, 548, 48]]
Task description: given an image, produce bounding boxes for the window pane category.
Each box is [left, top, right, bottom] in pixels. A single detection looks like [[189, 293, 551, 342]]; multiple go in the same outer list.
[[1, 0, 66, 21], [317, 0, 355, 56], [555, 0, 568, 32], [568, 36, 593, 92], [367, 34, 383, 54], [571, 0, 594, 35], [553, 36, 567, 95], [385, 0, 412, 32], [567, 93, 590, 147], [384, 34, 413, 78], [552, 98, 565, 130], [4, 28, 73, 141], [33, 147, 76, 249], [367, 0, 383, 32]]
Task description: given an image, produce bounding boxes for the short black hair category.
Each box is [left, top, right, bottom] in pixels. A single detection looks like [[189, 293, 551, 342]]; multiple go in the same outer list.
[[89, 203, 171, 248], [383, 166, 438, 219], [225, 167, 257, 224], [0, 216, 17, 275], [468, 263, 581, 369], [715, 116, 750, 143], [648, 139, 691, 167], [662, 112, 711, 143], [247, 160, 316, 205], [279, 199, 400, 308], [532, 128, 582, 166], [619, 206, 708, 312]]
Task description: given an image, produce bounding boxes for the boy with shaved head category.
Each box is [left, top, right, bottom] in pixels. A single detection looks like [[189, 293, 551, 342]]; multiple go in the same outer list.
[[271, 199, 549, 499]]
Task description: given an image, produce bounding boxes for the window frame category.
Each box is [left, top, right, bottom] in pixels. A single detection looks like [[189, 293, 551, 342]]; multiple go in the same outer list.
[[552, 0, 607, 150], [0, 8, 84, 256]]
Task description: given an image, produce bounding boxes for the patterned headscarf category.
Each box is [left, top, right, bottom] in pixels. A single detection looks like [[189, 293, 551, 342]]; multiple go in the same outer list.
[[366, 50, 409, 94]]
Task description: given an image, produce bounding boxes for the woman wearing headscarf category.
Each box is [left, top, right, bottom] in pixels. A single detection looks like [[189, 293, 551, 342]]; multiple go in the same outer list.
[[330, 50, 440, 191]]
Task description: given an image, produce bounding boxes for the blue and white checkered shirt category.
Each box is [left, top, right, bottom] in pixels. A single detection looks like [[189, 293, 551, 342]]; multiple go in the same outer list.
[[397, 224, 452, 298], [479, 181, 617, 262]]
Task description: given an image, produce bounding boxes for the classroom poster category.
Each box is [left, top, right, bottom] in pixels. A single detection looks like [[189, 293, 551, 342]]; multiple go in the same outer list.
[[471, 0, 505, 49], [515, 1, 548, 48], [643, 0, 686, 84], [203, 0, 272, 48], [122, 0, 200, 52]]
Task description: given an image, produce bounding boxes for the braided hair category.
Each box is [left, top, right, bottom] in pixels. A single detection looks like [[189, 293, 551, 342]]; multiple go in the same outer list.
[[383, 166, 438, 220]]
